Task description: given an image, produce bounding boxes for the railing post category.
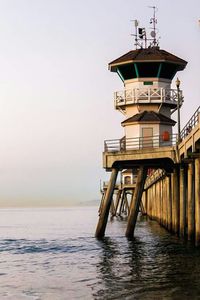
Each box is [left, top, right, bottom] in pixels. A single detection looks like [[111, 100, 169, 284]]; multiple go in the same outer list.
[[133, 88, 135, 103], [148, 88, 151, 102], [161, 88, 163, 102]]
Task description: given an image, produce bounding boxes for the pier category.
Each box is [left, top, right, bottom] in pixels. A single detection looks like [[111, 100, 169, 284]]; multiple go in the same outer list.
[[95, 11, 200, 246]]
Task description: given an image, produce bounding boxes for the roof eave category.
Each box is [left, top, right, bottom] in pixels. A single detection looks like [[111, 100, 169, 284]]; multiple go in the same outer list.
[[109, 60, 187, 72], [121, 120, 176, 126]]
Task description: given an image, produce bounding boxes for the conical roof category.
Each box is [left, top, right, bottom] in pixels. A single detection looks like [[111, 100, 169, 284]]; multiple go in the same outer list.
[[109, 47, 187, 72], [121, 111, 176, 126]]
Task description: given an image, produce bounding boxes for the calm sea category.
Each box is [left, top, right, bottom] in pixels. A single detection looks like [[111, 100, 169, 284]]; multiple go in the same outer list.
[[0, 207, 200, 300]]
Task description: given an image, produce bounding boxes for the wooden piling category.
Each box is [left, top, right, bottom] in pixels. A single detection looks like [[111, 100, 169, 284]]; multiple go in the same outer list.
[[187, 163, 195, 241], [119, 189, 125, 216], [195, 158, 200, 246], [114, 189, 122, 216], [142, 190, 147, 214], [95, 168, 118, 238], [166, 176, 172, 231], [179, 167, 186, 237], [172, 168, 179, 234], [158, 180, 162, 225], [153, 183, 157, 221], [125, 166, 147, 238], [160, 179, 163, 226], [163, 178, 167, 228]]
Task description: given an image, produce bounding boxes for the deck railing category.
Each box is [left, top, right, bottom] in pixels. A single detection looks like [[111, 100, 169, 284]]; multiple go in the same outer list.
[[114, 88, 183, 108], [104, 134, 178, 152], [180, 106, 200, 139]]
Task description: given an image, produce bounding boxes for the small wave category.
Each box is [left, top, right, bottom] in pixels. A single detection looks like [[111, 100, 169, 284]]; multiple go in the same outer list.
[[0, 237, 100, 255]]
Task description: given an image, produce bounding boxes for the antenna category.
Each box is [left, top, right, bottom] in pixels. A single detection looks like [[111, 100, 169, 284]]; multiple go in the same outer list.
[[131, 6, 159, 49], [131, 19, 147, 49], [149, 6, 158, 47], [131, 19, 139, 49]]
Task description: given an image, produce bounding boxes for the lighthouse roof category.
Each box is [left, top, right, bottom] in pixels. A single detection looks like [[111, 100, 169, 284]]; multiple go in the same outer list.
[[109, 47, 187, 72], [121, 111, 176, 126]]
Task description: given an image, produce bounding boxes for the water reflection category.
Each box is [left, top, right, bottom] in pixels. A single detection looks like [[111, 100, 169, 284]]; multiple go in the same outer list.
[[93, 218, 200, 299]]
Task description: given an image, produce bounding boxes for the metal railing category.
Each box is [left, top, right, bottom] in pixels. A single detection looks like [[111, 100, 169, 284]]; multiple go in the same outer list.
[[180, 106, 200, 140], [114, 87, 183, 108], [104, 134, 178, 152]]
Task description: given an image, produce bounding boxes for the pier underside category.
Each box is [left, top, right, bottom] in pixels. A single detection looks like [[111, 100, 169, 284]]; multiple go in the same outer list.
[[103, 146, 178, 172]]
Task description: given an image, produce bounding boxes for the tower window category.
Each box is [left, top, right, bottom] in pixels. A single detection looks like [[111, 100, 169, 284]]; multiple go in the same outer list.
[[143, 81, 153, 85], [137, 62, 160, 77], [159, 63, 178, 79], [117, 64, 137, 80]]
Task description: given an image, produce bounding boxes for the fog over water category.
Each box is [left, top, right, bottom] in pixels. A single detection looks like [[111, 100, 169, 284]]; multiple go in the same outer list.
[[0, 0, 199, 206]]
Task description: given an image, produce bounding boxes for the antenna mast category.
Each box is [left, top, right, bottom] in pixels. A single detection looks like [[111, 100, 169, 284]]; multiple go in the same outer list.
[[149, 6, 158, 47], [131, 6, 159, 49]]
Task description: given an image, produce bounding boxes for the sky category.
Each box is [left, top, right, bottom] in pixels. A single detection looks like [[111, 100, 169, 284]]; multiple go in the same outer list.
[[0, 0, 199, 207]]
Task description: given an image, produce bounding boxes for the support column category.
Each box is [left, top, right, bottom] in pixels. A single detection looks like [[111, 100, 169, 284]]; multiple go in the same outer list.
[[157, 181, 161, 223], [160, 179, 163, 225], [141, 189, 147, 215], [124, 192, 130, 216], [119, 189, 125, 216], [163, 178, 167, 228], [167, 175, 172, 231], [95, 168, 118, 238], [195, 158, 200, 246], [159, 180, 162, 225], [188, 162, 195, 241], [172, 167, 179, 234], [125, 166, 147, 238], [114, 189, 122, 216], [154, 182, 157, 221], [179, 166, 186, 238], [98, 192, 105, 216]]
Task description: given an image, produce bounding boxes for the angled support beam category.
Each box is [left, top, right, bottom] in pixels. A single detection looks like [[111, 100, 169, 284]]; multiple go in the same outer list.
[[95, 168, 118, 238], [125, 166, 148, 238], [113, 189, 122, 216], [119, 189, 125, 216]]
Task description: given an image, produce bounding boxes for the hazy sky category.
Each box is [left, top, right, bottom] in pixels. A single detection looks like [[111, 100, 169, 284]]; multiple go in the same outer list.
[[0, 0, 199, 206]]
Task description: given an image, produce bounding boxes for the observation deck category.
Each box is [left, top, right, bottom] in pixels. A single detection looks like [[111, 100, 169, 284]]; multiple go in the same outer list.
[[103, 134, 178, 171], [114, 87, 183, 112]]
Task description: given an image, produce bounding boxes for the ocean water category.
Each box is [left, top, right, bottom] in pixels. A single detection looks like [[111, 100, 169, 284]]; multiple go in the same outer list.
[[0, 207, 200, 300]]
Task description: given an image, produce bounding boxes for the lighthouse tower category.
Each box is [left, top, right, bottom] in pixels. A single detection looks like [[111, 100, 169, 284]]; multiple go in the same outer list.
[[95, 9, 188, 239], [108, 13, 187, 149]]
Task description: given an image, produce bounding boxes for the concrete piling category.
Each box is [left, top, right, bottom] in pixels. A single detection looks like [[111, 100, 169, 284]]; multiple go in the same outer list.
[[125, 166, 147, 238], [171, 168, 179, 234], [195, 158, 200, 245], [97, 156, 200, 244], [95, 168, 118, 238], [179, 167, 186, 238], [187, 163, 195, 241]]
